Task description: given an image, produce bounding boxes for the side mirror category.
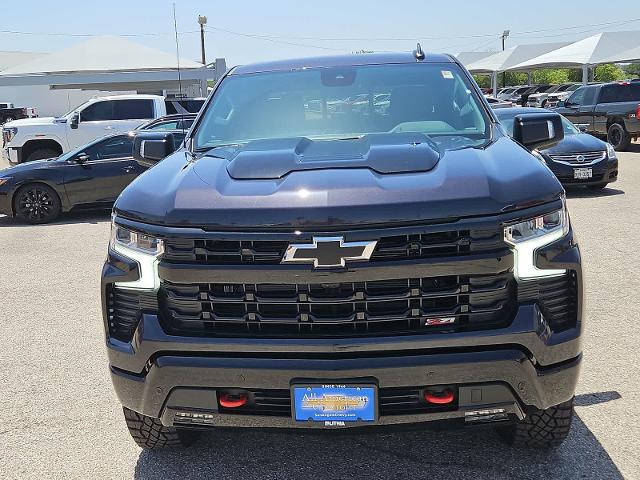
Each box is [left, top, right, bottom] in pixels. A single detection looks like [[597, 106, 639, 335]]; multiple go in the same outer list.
[[512, 113, 564, 151], [70, 112, 79, 129], [76, 153, 90, 163], [133, 131, 176, 167]]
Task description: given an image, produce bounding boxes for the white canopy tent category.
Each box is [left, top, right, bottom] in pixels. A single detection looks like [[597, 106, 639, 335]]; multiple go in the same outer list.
[[464, 42, 571, 94], [455, 51, 497, 67], [0, 36, 219, 96], [509, 31, 640, 84]]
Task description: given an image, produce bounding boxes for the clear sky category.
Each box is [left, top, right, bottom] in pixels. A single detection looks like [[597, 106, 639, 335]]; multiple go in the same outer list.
[[1, 0, 639, 66]]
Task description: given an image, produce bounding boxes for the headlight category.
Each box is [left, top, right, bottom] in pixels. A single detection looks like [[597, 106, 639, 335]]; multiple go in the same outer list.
[[2, 127, 18, 142], [504, 198, 569, 280], [110, 222, 163, 290], [606, 143, 617, 159], [531, 150, 547, 164]]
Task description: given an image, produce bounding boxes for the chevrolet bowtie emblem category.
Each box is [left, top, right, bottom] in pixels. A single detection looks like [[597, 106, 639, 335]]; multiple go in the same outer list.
[[281, 236, 377, 269]]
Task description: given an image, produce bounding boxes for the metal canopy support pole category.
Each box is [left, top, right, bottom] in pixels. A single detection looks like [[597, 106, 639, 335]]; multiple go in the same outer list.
[[492, 72, 498, 96], [527, 71, 532, 85], [582, 65, 589, 85]]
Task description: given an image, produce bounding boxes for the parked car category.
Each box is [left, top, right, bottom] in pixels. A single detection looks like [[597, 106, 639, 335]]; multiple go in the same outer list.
[[104, 50, 582, 450], [1, 95, 204, 164], [137, 113, 197, 131], [545, 84, 583, 109], [527, 84, 578, 108], [485, 96, 514, 108], [0, 119, 187, 223], [495, 107, 617, 189], [496, 85, 528, 101], [508, 84, 552, 106], [553, 81, 640, 150], [0, 102, 37, 125]]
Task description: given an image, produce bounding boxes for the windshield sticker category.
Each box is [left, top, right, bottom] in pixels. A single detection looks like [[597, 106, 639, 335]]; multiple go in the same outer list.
[[441, 70, 454, 79]]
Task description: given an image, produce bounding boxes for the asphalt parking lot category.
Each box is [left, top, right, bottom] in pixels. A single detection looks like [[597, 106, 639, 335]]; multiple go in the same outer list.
[[1, 145, 639, 479]]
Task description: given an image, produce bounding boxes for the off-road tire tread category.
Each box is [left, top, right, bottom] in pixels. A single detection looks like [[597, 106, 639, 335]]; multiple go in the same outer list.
[[123, 407, 192, 449], [502, 398, 574, 448]]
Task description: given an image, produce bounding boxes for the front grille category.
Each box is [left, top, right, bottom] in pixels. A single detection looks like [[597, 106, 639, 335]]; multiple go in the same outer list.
[[217, 387, 457, 417], [160, 271, 516, 338], [162, 228, 505, 265], [548, 151, 606, 165], [518, 271, 578, 331], [106, 286, 157, 341]]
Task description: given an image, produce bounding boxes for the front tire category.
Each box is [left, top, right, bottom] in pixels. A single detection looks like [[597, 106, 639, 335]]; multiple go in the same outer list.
[[123, 407, 197, 449], [607, 123, 631, 151], [500, 398, 574, 448], [13, 183, 61, 224]]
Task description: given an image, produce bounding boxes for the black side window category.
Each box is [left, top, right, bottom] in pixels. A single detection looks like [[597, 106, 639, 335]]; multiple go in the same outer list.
[[166, 100, 205, 114], [91, 136, 134, 160], [81, 101, 114, 121], [172, 132, 186, 150], [599, 84, 640, 103], [113, 100, 155, 120], [582, 87, 597, 105]]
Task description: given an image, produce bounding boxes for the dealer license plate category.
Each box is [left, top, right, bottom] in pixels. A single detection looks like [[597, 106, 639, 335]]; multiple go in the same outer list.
[[292, 384, 376, 424], [574, 168, 592, 179]]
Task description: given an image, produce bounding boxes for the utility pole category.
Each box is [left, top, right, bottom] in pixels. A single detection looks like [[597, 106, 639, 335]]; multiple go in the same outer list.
[[198, 15, 207, 65], [501, 30, 510, 88]]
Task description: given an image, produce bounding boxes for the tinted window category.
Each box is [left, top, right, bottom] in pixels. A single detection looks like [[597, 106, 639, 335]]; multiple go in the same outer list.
[[146, 118, 195, 131], [113, 100, 154, 120], [88, 135, 134, 160], [599, 83, 640, 103], [194, 63, 490, 152], [582, 86, 597, 105], [165, 99, 205, 114], [81, 101, 114, 121]]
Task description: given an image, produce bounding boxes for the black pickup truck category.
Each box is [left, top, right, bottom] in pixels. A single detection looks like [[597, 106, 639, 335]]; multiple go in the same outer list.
[[102, 49, 583, 450], [554, 80, 640, 150], [0, 102, 36, 125]]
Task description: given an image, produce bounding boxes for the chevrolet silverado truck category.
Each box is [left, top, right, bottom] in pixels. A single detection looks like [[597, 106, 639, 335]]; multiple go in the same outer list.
[[102, 48, 582, 449], [554, 80, 640, 151], [2, 95, 204, 164]]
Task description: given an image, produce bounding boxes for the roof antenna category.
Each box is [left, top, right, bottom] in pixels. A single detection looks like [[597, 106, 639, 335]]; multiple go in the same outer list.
[[172, 3, 187, 140], [414, 42, 425, 60]]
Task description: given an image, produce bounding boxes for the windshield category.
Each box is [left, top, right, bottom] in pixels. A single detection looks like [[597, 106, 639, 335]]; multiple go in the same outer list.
[[194, 63, 490, 152], [498, 113, 579, 137]]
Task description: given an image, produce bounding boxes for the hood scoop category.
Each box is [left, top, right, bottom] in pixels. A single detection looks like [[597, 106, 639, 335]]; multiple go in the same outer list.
[[225, 133, 440, 180]]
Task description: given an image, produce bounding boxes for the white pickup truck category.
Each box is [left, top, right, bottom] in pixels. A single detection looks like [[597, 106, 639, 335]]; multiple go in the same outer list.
[[2, 94, 204, 163]]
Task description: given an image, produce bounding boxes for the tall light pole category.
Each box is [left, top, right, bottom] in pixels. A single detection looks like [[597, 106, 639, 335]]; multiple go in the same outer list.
[[198, 15, 207, 65], [501, 30, 510, 88]]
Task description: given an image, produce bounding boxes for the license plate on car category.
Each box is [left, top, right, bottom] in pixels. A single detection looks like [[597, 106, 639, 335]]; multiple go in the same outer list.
[[574, 168, 592, 179], [292, 384, 376, 424]]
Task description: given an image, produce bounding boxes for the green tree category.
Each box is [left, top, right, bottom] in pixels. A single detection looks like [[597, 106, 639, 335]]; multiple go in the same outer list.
[[531, 69, 570, 84], [622, 63, 640, 77], [472, 74, 490, 88], [594, 64, 625, 82]]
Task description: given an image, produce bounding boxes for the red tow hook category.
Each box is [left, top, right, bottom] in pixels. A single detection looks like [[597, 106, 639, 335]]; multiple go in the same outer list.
[[219, 393, 248, 408], [424, 389, 455, 405]]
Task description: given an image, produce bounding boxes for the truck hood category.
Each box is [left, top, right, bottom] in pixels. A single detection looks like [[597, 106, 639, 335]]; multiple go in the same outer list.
[[115, 134, 563, 229], [4, 116, 62, 128]]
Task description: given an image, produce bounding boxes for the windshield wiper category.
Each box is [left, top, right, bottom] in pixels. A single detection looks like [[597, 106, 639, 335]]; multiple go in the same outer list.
[[194, 143, 243, 153]]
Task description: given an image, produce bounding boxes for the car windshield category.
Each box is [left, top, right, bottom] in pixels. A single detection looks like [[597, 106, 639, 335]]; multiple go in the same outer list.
[[58, 100, 92, 118], [498, 113, 579, 136], [194, 63, 490, 152]]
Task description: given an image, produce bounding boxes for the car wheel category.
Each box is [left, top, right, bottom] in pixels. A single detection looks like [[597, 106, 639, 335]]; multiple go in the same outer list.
[[607, 123, 631, 151], [541, 100, 547, 108], [586, 182, 608, 190], [123, 407, 198, 449], [25, 148, 60, 162], [13, 183, 61, 224], [499, 398, 574, 448]]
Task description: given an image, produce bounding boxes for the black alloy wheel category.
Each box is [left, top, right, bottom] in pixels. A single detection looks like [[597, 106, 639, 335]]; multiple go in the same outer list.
[[607, 123, 631, 151], [14, 184, 61, 224]]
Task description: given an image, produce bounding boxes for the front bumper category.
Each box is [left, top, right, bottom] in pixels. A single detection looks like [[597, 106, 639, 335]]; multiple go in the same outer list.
[[102, 219, 583, 429], [548, 158, 618, 186]]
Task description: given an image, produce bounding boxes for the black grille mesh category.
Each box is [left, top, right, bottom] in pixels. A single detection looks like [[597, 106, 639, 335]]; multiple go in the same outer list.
[[160, 272, 515, 338], [106, 286, 157, 341], [162, 228, 505, 265]]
